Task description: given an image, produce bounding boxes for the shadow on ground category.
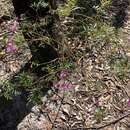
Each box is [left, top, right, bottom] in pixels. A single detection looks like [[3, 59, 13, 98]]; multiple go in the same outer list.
[[110, 0, 130, 28], [0, 95, 30, 130]]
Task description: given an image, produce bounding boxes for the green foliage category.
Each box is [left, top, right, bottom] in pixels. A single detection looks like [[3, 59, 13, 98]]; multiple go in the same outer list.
[[75, 0, 99, 16], [31, 0, 48, 10], [87, 22, 117, 41], [0, 80, 15, 100], [95, 0, 111, 14], [16, 72, 33, 87], [27, 89, 42, 105], [94, 107, 106, 123], [41, 59, 75, 81], [43, 59, 74, 71], [13, 32, 25, 47], [57, 0, 77, 16]]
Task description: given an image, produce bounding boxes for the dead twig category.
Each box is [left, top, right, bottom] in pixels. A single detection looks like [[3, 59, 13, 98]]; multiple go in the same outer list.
[[72, 111, 130, 130], [51, 92, 65, 130]]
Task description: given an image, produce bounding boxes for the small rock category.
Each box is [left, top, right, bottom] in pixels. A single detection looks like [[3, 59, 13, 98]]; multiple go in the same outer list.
[[62, 104, 70, 116]]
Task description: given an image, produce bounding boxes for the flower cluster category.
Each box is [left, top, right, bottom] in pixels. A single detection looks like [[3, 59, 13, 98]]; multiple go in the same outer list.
[[6, 36, 16, 53], [57, 69, 69, 79], [54, 80, 73, 90], [5, 17, 19, 53], [53, 70, 74, 90]]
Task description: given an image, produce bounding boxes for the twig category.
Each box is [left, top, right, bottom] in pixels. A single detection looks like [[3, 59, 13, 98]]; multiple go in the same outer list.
[[51, 92, 65, 130], [38, 108, 53, 124], [72, 111, 130, 130]]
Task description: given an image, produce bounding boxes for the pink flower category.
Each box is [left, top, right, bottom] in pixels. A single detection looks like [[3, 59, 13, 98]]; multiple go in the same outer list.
[[9, 18, 19, 33], [53, 80, 74, 90], [57, 70, 69, 79], [128, 98, 130, 107], [5, 36, 17, 53]]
